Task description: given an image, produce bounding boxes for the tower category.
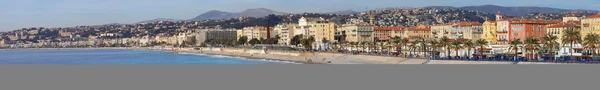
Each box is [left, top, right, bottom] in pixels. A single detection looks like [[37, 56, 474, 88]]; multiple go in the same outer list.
[[496, 11, 503, 21], [369, 11, 375, 25], [266, 21, 271, 39]]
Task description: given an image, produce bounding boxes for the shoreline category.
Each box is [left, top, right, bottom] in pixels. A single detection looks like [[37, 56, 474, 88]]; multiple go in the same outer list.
[[1, 47, 418, 64], [1, 47, 323, 64], [5, 47, 581, 64]]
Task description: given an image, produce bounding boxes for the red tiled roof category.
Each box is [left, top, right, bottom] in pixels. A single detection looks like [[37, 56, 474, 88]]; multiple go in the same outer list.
[[547, 22, 580, 28], [511, 20, 561, 24], [585, 13, 600, 18], [406, 24, 431, 31], [406, 27, 431, 31]]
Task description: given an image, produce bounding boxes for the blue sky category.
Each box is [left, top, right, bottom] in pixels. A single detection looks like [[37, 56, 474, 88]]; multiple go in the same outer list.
[[1, 0, 599, 31]]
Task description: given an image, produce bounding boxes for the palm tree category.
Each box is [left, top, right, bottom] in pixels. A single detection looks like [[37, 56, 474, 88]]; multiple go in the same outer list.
[[428, 39, 439, 57], [451, 40, 463, 57], [524, 37, 540, 61], [510, 39, 523, 59], [583, 33, 600, 56], [475, 39, 489, 58], [410, 40, 419, 57], [541, 35, 559, 60], [360, 42, 367, 53], [464, 40, 475, 58], [400, 38, 410, 57], [562, 28, 582, 57], [391, 36, 401, 55], [439, 36, 452, 58], [332, 42, 340, 51]]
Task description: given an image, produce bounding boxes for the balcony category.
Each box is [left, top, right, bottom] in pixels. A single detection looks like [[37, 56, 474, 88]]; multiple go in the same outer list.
[[497, 31, 508, 33], [497, 39, 508, 41]]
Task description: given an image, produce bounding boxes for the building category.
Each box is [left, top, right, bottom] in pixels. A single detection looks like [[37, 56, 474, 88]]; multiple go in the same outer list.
[[196, 29, 237, 44], [390, 26, 406, 38], [496, 18, 518, 45], [581, 13, 600, 39], [374, 26, 403, 42], [431, 22, 481, 40], [482, 21, 498, 44], [546, 22, 580, 45], [236, 26, 275, 40], [453, 22, 483, 40], [311, 20, 336, 43], [431, 24, 453, 39], [274, 23, 295, 45], [341, 22, 375, 43], [510, 20, 561, 41], [405, 24, 431, 41], [297, 17, 336, 42]]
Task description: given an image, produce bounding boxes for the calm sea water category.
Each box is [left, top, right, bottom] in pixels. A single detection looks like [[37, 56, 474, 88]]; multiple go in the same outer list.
[[0, 49, 296, 64]]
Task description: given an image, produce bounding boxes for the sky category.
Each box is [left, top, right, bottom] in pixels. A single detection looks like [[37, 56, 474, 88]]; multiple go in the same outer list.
[[1, 0, 599, 31]]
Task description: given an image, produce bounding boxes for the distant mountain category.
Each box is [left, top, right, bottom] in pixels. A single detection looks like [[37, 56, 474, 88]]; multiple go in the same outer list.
[[425, 5, 599, 16], [325, 10, 359, 15], [137, 18, 181, 23], [190, 8, 288, 20]]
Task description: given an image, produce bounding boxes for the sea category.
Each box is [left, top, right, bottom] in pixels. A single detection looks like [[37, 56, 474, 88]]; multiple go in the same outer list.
[[0, 49, 297, 64]]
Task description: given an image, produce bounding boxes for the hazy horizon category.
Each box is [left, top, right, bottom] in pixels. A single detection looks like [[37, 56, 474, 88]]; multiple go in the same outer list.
[[1, 0, 600, 31]]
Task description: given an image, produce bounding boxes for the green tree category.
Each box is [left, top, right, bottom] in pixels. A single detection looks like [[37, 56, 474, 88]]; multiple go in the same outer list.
[[541, 35, 559, 59], [475, 39, 489, 57], [562, 28, 582, 57], [451, 40, 463, 57], [238, 36, 248, 45], [410, 40, 419, 56], [524, 37, 540, 60], [464, 40, 475, 58], [510, 39, 523, 58], [583, 33, 600, 55], [439, 36, 451, 58], [301, 36, 315, 50], [290, 35, 303, 46], [249, 38, 261, 46], [428, 39, 439, 57]]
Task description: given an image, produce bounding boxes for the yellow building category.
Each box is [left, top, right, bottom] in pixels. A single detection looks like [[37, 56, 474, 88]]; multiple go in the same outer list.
[[547, 22, 580, 45], [310, 21, 336, 42], [297, 17, 336, 43], [341, 22, 375, 42], [390, 27, 406, 38], [404, 24, 431, 41], [581, 13, 600, 38], [482, 21, 497, 44]]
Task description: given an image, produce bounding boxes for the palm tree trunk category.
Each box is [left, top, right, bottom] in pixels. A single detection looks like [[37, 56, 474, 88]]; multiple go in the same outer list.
[[446, 47, 451, 58], [548, 45, 554, 60], [571, 42, 574, 57], [455, 49, 459, 57]]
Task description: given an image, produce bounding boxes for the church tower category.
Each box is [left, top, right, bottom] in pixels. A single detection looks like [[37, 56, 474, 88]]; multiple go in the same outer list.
[[496, 11, 503, 21], [369, 11, 375, 25]]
